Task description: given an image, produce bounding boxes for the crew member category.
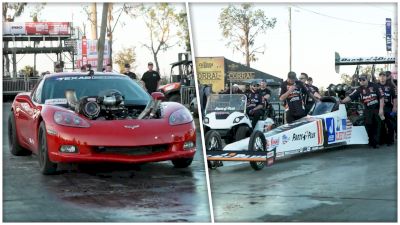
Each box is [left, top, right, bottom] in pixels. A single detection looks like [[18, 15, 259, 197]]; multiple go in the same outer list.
[[123, 63, 137, 80], [245, 81, 265, 128], [232, 84, 243, 94], [340, 74, 384, 148], [141, 62, 161, 94], [377, 72, 397, 146], [280, 72, 318, 123], [300, 73, 321, 114], [105, 64, 113, 72], [54, 63, 63, 73], [258, 79, 271, 104], [80, 65, 87, 72]]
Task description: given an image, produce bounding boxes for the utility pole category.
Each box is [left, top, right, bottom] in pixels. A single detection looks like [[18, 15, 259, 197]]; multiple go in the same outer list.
[[289, 6, 292, 71], [90, 3, 97, 40], [97, 3, 109, 71]]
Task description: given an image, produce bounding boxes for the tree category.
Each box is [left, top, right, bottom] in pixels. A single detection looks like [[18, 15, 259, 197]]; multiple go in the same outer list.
[[114, 47, 137, 73], [140, 3, 180, 72], [340, 73, 352, 85], [18, 65, 38, 77], [29, 3, 45, 22], [3, 3, 27, 76], [219, 3, 276, 67], [176, 9, 190, 51]]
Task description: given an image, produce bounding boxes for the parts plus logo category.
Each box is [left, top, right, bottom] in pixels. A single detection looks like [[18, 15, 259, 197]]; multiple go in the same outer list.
[[292, 131, 316, 141]]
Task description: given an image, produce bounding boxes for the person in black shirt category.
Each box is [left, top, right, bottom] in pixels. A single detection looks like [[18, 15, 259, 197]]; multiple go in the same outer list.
[[377, 72, 397, 145], [341, 74, 384, 148], [123, 63, 137, 80], [299, 73, 321, 114], [141, 62, 161, 94], [280, 72, 318, 123], [258, 79, 271, 104], [245, 81, 265, 128]]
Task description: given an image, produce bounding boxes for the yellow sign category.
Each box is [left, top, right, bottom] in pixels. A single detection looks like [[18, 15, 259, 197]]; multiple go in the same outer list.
[[196, 57, 225, 93], [227, 72, 255, 81]]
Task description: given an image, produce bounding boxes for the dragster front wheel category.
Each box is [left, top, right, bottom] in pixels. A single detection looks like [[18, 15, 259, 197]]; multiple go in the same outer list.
[[248, 130, 266, 171], [205, 130, 223, 169]]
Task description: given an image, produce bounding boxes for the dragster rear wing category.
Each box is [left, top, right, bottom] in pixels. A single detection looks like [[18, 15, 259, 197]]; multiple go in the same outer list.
[[207, 148, 276, 166]]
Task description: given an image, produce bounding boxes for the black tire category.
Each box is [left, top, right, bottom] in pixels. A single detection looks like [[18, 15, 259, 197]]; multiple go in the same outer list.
[[38, 122, 58, 175], [235, 126, 250, 141], [168, 94, 181, 103], [205, 130, 223, 169], [172, 158, 193, 168], [248, 130, 266, 171], [8, 113, 32, 156]]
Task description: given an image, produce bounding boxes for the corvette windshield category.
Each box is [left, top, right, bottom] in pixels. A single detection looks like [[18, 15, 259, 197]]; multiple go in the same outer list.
[[41, 75, 150, 105], [205, 94, 247, 114]]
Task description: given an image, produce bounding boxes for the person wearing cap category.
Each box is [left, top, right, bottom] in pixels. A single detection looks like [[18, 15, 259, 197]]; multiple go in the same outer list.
[[123, 63, 137, 80], [245, 81, 265, 128], [341, 74, 384, 148], [300, 73, 321, 114], [280, 71, 318, 123], [377, 71, 397, 146], [141, 62, 161, 94], [232, 84, 243, 94]]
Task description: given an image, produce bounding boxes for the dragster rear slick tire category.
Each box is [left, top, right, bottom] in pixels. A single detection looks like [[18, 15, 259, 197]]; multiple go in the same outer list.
[[248, 130, 266, 171], [205, 130, 223, 169]]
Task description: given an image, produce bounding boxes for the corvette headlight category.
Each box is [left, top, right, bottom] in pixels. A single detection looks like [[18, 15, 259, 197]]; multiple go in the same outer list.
[[54, 111, 90, 128], [233, 116, 244, 123], [169, 108, 193, 126]]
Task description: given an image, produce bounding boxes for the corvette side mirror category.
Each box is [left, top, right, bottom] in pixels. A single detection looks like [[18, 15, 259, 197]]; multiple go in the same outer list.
[[151, 92, 166, 101]]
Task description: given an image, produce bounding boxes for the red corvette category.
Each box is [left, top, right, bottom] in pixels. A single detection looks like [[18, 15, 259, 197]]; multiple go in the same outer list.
[[8, 72, 196, 174]]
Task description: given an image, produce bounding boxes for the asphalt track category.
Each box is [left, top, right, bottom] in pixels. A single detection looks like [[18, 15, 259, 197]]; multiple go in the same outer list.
[[209, 140, 397, 222], [3, 102, 211, 222]]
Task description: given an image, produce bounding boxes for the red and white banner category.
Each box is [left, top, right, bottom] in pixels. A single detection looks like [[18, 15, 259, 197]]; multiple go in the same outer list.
[[3, 22, 70, 35], [75, 38, 110, 69]]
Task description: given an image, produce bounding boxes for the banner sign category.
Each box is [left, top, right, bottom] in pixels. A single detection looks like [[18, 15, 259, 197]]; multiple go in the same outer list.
[[196, 57, 225, 93], [76, 39, 110, 69], [3, 22, 70, 35], [386, 18, 392, 51]]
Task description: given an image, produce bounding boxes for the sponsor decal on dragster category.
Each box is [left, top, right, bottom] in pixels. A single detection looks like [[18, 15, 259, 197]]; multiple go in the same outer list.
[[282, 134, 289, 144], [316, 120, 324, 145], [45, 98, 68, 105], [268, 137, 280, 148], [325, 117, 335, 143], [292, 131, 316, 141]]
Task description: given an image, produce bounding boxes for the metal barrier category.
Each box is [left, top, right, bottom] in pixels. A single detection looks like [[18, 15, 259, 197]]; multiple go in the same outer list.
[[180, 85, 196, 106], [3, 77, 40, 94]]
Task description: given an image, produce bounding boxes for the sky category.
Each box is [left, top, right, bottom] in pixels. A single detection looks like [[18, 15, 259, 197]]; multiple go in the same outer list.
[[190, 3, 397, 88], [5, 3, 187, 77]]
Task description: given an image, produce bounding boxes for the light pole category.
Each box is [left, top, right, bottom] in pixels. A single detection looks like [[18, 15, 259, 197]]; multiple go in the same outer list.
[[289, 6, 292, 71]]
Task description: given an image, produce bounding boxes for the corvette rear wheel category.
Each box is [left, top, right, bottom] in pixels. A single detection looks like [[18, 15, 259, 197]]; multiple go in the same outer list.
[[8, 113, 32, 156], [172, 158, 193, 168], [205, 130, 223, 169], [38, 122, 58, 175], [248, 130, 266, 171]]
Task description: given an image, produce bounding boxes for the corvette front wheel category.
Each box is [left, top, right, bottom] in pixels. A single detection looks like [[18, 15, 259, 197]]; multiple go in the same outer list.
[[172, 158, 193, 168], [38, 122, 58, 175]]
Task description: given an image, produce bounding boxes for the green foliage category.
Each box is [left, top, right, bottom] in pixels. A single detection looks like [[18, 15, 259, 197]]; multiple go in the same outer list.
[[114, 47, 137, 73], [175, 9, 190, 51], [140, 3, 181, 72], [18, 65, 38, 77], [340, 73, 352, 85], [2, 3, 27, 21], [219, 3, 276, 66]]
